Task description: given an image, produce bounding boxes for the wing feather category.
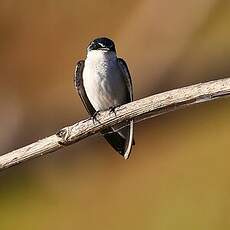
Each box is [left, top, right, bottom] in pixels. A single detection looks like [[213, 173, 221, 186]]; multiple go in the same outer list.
[[118, 58, 135, 159], [74, 60, 96, 115]]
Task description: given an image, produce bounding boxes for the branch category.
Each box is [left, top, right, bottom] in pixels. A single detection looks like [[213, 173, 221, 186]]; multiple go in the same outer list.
[[1, 78, 230, 171]]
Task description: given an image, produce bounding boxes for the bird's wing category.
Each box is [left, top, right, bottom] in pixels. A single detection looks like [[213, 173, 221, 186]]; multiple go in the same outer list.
[[117, 58, 135, 159], [74, 60, 96, 116], [118, 58, 133, 101], [74, 60, 129, 156]]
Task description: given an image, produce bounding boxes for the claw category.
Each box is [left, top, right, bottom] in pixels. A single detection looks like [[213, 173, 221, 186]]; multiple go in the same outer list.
[[92, 111, 101, 124], [109, 106, 117, 116]]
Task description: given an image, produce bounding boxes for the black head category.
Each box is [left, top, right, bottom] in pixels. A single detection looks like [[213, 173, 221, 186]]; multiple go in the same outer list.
[[87, 37, 116, 52]]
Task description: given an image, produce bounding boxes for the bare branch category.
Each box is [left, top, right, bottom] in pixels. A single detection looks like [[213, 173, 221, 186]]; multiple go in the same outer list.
[[1, 78, 230, 171]]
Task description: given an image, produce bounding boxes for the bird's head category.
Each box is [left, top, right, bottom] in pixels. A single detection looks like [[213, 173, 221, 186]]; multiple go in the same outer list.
[[87, 37, 116, 53]]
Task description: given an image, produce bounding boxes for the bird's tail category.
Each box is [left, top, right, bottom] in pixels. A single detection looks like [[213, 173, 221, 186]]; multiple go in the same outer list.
[[102, 120, 134, 159]]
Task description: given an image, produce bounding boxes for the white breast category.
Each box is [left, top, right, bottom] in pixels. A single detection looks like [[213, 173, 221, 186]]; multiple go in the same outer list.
[[83, 50, 127, 111]]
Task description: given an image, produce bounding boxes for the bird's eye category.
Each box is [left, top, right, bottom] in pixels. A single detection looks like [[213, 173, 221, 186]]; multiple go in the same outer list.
[[90, 42, 99, 50]]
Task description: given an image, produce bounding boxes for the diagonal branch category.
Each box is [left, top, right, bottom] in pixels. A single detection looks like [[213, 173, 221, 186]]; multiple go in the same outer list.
[[1, 78, 230, 171]]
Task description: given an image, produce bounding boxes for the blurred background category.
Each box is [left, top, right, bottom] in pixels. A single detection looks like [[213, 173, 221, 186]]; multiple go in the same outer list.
[[1, 0, 230, 229]]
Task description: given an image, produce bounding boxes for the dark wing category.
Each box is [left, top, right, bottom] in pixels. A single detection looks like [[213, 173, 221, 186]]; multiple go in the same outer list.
[[74, 60, 128, 155], [117, 58, 135, 159], [74, 60, 96, 116], [118, 58, 133, 101]]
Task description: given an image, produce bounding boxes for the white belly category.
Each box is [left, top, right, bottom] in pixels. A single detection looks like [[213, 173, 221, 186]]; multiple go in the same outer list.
[[83, 58, 127, 111]]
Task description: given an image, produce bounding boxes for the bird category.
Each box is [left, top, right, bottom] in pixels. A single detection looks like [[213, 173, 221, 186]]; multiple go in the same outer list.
[[74, 37, 134, 159]]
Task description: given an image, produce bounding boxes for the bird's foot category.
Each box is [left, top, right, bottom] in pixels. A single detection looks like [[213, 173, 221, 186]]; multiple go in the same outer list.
[[109, 106, 117, 116], [92, 111, 101, 124]]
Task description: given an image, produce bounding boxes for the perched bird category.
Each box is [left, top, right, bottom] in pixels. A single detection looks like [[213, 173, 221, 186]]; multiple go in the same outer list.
[[74, 37, 134, 159]]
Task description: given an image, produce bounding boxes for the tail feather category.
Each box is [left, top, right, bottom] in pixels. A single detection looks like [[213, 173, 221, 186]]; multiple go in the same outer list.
[[102, 129, 126, 153], [102, 120, 134, 159]]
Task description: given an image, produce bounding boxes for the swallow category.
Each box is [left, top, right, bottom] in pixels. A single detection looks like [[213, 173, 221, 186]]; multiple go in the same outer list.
[[74, 37, 134, 159]]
